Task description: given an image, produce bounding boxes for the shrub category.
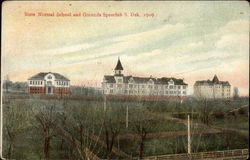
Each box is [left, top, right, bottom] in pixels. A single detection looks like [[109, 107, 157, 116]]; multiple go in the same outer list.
[[238, 108, 246, 115], [213, 112, 225, 119]]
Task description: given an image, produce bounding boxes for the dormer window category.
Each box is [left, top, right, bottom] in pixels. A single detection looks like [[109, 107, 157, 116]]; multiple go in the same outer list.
[[169, 79, 174, 85], [149, 79, 154, 84], [118, 78, 122, 83], [48, 75, 52, 79], [129, 78, 134, 83]]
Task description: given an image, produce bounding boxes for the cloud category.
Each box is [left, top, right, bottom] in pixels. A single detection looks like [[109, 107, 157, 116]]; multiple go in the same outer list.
[[219, 19, 249, 34], [40, 43, 95, 56], [116, 23, 185, 44], [216, 34, 249, 51], [42, 23, 186, 65]]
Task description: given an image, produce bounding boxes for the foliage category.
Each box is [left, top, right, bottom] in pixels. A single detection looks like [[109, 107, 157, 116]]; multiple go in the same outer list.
[[2, 95, 249, 159]]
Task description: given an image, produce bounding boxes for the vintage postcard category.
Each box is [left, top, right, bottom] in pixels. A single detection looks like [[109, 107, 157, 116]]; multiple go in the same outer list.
[[1, 1, 249, 160]]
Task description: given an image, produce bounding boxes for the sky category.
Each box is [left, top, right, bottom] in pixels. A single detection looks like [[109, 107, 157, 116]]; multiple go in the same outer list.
[[2, 1, 249, 96]]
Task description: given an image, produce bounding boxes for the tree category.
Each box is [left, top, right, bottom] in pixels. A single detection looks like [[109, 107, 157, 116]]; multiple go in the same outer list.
[[130, 106, 155, 159], [34, 103, 57, 160], [103, 118, 119, 159], [3, 75, 12, 93], [197, 99, 215, 126], [233, 87, 239, 99], [4, 100, 31, 159]]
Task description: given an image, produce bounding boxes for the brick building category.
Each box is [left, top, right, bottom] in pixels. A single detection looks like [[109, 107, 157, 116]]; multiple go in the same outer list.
[[28, 72, 71, 95]]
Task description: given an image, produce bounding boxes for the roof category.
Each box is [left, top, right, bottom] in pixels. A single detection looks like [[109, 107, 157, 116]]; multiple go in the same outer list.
[[28, 72, 70, 81], [103, 75, 116, 83], [194, 75, 230, 86], [103, 75, 187, 85], [212, 75, 219, 83], [114, 58, 123, 70]]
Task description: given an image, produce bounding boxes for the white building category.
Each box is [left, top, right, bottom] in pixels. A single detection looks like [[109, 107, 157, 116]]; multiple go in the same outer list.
[[102, 59, 188, 97], [28, 72, 71, 94], [193, 75, 231, 99]]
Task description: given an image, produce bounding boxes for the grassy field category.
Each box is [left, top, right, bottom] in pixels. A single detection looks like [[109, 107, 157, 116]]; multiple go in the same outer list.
[[2, 93, 249, 159]]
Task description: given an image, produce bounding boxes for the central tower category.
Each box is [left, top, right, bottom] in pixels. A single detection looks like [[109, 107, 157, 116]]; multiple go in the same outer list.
[[114, 57, 123, 76]]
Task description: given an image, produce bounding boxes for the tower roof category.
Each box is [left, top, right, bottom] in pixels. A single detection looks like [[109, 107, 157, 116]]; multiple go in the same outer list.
[[212, 75, 219, 83], [114, 58, 123, 70]]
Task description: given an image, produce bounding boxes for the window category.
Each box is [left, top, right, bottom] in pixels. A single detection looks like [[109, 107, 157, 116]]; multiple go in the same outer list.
[[178, 91, 181, 94], [30, 81, 32, 85], [118, 79, 122, 83], [129, 84, 133, 88], [169, 80, 174, 85], [110, 84, 113, 88], [48, 75, 52, 79], [148, 85, 152, 89], [178, 86, 181, 89], [183, 91, 186, 94], [169, 86, 173, 89], [183, 86, 186, 89], [165, 85, 168, 89], [154, 86, 158, 89], [47, 81, 52, 85], [165, 91, 168, 94], [142, 85, 145, 88], [117, 84, 122, 88], [110, 89, 113, 93], [170, 91, 173, 94]]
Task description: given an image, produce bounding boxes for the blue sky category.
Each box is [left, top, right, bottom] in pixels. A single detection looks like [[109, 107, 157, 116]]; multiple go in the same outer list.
[[2, 1, 249, 95]]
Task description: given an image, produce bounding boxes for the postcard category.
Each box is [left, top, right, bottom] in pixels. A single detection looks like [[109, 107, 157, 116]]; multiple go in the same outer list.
[[1, 1, 249, 160]]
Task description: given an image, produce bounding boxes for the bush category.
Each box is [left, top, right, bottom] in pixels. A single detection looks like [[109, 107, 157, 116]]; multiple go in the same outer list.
[[238, 108, 246, 115], [213, 112, 225, 119], [172, 113, 186, 119], [172, 112, 199, 120]]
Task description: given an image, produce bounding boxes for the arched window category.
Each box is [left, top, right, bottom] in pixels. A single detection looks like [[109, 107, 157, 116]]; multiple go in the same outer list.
[[48, 75, 52, 79]]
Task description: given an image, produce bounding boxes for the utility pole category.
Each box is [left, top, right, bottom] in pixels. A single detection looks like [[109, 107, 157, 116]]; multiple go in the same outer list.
[[104, 95, 106, 112], [188, 114, 191, 154], [126, 106, 128, 128], [117, 135, 120, 151]]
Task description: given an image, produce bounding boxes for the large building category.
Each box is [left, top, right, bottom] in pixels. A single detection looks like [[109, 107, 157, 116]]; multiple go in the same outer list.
[[193, 75, 231, 99], [102, 59, 188, 98], [28, 72, 71, 94]]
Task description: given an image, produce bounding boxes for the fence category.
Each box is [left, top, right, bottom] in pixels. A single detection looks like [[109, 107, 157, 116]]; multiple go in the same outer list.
[[139, 149, 248, 160]]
